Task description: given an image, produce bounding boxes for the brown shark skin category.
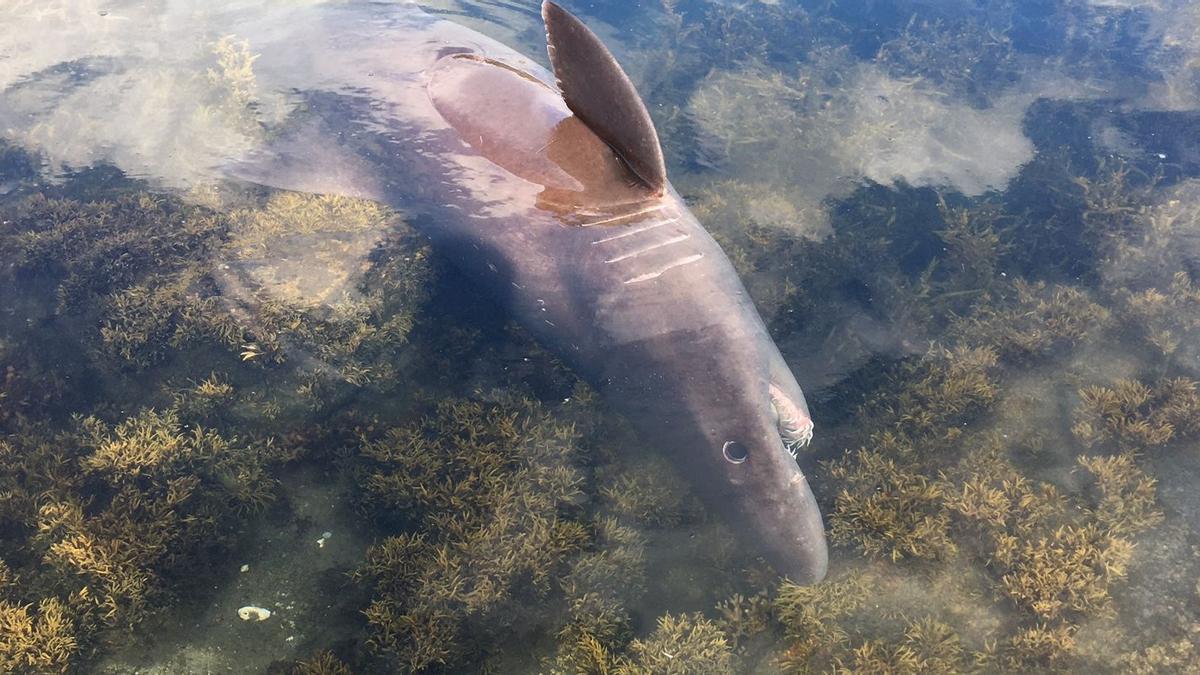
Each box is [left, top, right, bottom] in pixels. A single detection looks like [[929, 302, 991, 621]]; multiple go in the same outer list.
[[237, 1, 828, 584]]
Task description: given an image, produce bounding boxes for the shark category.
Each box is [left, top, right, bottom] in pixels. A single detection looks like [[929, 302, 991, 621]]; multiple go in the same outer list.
[[229, 0, 829, 584]]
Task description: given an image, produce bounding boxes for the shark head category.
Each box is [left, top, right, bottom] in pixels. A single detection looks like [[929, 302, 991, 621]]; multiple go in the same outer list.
[[732, 370, 828, 585], [666, 316, 828, 585]]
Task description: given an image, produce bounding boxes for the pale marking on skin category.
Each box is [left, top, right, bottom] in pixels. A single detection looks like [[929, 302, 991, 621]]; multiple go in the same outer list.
[[603, 234, 689, 264], [623, 253, 704, 284], [590, 218, 675, 244], [770, 383, 815, 458], [577, 204, 663, 227], [782, 422, 814, 457]]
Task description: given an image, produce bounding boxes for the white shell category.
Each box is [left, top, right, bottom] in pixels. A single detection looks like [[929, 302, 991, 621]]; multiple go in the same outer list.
[[237, 606, 272, 621]]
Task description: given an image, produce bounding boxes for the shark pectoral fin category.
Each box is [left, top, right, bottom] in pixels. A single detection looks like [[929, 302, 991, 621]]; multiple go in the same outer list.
[[224, 113, 386, 202], [541, 0, 667, 194]]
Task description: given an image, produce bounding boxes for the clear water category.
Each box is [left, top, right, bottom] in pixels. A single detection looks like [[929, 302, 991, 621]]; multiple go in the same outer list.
[[1, 0, 1199, 673]]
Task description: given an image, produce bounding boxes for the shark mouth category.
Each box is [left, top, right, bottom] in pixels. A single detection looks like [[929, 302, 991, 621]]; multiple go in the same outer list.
[[770, 383, 814, 458]]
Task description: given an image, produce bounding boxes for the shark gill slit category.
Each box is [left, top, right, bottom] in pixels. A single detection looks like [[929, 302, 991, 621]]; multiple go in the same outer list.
[[623, 253, 704, 285], [577, 203, 664, 227], [590, 217, 677, 244], [603, 234, 690, 264]]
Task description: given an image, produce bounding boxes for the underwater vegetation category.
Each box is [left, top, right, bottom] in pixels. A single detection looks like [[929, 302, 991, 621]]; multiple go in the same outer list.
[[615, 612, 735, 674], [1072, 378, 1200, 451], [598, 455, 700, 528], [949, 280, 1111, 361], [352, 396, 591, 671], [4, 192, 228, 317], [766, 132, 1198, 672], [1099, 180, 1200, 365], [285, 650, 355, 675], [0, 390, 295, 672], [0, 183, 432, 384], [0, 170, 355, 671], [216, 190, 433, 390], [0, 596, 77, 675], [874, 15, 1019, 108], [801, 206, 1194, 663], [0, 185, 433, 417]]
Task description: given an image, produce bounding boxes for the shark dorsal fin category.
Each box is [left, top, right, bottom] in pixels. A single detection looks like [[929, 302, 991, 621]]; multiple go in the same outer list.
[[542, 0, 666, 195]]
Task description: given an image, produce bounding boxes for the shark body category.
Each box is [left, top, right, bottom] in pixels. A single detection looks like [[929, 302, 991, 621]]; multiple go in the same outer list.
[[232, 0, 828, 583]]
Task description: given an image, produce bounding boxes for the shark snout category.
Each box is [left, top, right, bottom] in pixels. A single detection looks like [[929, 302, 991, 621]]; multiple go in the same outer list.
[[720, 409, 828, 585], [767, 465, 829, 584]]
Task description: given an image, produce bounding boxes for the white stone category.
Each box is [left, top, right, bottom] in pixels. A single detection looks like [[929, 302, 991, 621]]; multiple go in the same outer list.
[[237, 606, 272, 621]]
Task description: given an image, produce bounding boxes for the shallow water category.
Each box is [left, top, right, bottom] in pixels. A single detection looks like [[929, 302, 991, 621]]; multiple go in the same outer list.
[[1, 0, 1199, 673]]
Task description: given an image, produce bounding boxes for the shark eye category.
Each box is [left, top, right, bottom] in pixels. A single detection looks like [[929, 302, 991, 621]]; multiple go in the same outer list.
[[722, 441, 748, 464]]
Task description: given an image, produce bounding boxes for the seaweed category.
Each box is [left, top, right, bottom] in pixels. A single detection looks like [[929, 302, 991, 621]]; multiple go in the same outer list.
[[598, 456, 699, 528], [1073, 158, 1162, 250], [774, 571, 871, 668], [1076, 454, 1164, 537], [617, 612, 736, 675], [951, 279, 1111, 361], [1116, 638, 1200, 675], [0, 389, 295, 672], [814, 271, 1180, 669], [548, 516, 648, 674], [992, 523, 1133, 622], [1118, 271, 1200, 361], [827, 447, 956, 563], [215, 191, 433, 386], [205, 35, 262, 131], [553, 610, 736, 675], [855, 345, 999, 449], [824, 345, 1003, 563], [353, 397, 590, 672], [993, 622, 1077, 671], [44, 408, 288, 625], [4, 193, 228, 315], [931, 195, 1012, 297], [943, 442, 1138, 623], [0, 597, 78, 674], [286, 650, 355, 675], [713, 591, 773, 650], [1, 188, 432, 387], [830, 618, 971, 675], [1072, 378, 1200, 451], [875, 15, 1018, 107]]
